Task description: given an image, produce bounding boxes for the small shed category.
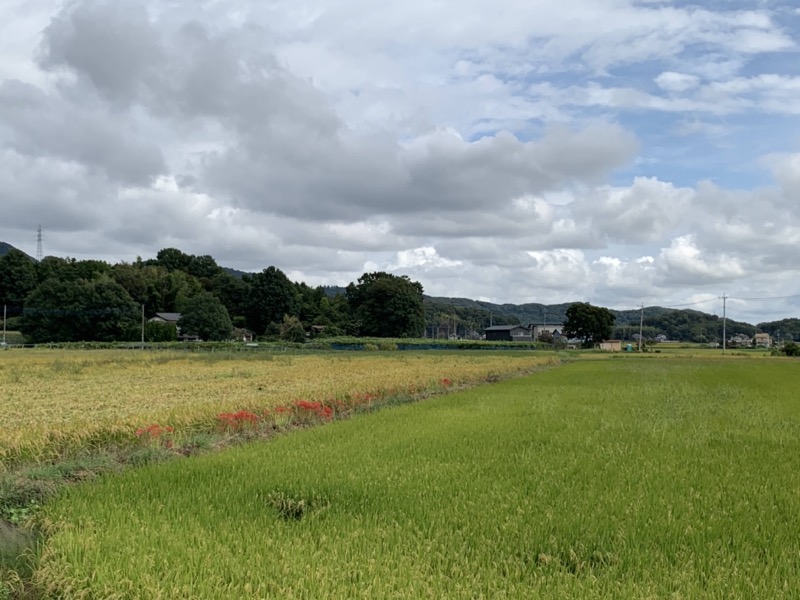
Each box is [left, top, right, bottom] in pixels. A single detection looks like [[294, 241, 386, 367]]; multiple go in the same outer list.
[[598, 339, 623, 352]]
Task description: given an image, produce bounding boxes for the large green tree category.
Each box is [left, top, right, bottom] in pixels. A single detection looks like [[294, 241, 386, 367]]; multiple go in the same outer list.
[[346, 272, 425, 337], [563, 302, 615, 348], [0, 249, 38, 316], [20, 276, 139, 343], [244, 267, 298, 334], [177, 292, 233, 341], [210, 271, 250, 324]]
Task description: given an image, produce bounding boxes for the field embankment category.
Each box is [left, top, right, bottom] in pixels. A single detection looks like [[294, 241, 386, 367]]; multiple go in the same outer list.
[[26, 357, 800, 598]]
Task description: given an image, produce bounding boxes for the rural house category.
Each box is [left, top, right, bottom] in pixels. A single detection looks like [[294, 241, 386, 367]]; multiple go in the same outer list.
[[149, 312, 181, 325], [754, 332, 771, 347], [484, 325, 533, 342], [532, 324, 564, 340]]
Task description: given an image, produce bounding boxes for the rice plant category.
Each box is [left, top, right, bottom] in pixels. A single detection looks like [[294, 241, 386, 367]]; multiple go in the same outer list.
[[32, 357, 800, 598]]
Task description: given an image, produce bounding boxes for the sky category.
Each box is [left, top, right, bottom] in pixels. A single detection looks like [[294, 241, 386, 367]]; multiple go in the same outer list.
[[1, 0, 799, 324]]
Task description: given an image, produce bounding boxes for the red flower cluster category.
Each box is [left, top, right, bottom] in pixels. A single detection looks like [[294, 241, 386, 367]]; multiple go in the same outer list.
[[217, 410, 260, 431], [440, 378, 453, 387], [293, 399, 334, 421]]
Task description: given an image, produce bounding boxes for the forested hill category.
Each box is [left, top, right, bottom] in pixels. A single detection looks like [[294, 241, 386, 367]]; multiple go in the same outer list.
[[758, 318, 800, 341], [1, 242, 24, 258], [1, 240, 793, 343], [424, 296, 769, 343]]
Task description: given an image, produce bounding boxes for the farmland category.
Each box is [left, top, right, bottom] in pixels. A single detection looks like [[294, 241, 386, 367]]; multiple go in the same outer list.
[[15, 355, 800, 598], [0, 348, 558, 466]]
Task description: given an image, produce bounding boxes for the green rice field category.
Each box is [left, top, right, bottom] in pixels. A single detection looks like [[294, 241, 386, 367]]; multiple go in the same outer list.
[[26, 356, 800, 597]]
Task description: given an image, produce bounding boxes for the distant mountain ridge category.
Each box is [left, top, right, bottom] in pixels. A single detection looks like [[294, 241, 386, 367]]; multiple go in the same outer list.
[[424, 296, 791, 342], [3, 240, 795, 340], [0, 241, 34, 260]]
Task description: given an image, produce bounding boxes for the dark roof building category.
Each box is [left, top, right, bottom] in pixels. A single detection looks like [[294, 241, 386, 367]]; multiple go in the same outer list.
[[484, 324, 533, 342]]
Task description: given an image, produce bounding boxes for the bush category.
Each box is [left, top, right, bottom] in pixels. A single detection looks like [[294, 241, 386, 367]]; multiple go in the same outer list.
[[781, 341, 800, 357]]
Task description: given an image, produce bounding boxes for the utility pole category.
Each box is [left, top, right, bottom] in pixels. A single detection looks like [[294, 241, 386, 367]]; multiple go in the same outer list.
[[542, 308, 547, 341], [141, 304, 145, 349], [638, 303, 644, 352], [2, 304, 6, 346], [720, 293, 728, 355]]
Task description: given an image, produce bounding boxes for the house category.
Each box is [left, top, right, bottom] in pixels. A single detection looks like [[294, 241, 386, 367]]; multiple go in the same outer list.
[[598, 339, 622, 352], [149, 312, 181, 325], [532, 324, 564, 340], [754, 332, 771, 348], [233, 327, 255, 343], [729, 333, 752, 347], [484, 325, 533, 342]]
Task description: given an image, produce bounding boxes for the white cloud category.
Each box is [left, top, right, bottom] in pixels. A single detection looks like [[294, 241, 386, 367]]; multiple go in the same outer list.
[[1, 0, 800, 322], [658, 235, 746, 286], [655, 71, 701, 93]]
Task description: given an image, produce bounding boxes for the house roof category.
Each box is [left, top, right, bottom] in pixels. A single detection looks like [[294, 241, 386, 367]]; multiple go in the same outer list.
[[485, 325, 528, 331], [153, 312, 181, 322]]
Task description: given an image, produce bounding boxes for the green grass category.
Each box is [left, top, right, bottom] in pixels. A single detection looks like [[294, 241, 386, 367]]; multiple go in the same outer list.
[[32, 357, 800, 598]]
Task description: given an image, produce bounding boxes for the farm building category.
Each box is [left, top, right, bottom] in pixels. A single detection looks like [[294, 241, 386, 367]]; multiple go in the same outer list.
[[531, 324, 564, 340], [484, 325, 533, 342], [149, 312, 181, 325], [598, 339, 623, 352]]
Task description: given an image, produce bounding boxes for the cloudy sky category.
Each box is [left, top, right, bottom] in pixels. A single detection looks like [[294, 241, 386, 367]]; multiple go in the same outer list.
[[1, 0, 799, 323]]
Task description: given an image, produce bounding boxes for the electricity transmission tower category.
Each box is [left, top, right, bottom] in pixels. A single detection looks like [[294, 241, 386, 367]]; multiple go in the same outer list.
[[36, 225, 43, 262]]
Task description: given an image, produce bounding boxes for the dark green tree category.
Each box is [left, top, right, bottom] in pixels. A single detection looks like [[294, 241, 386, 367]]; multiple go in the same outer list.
[[279, 314, 306, 342], [563, 302, 615, 348], [244, 267, 298, 334], [346, 272, 425, 338], [144, 320, 178, 342], [34, 257, 110, 283], [152, 248, 193, 273], [781, 341, 800, 357], [20, 276, 139, 342], [210, 271, 250, 323], [177, 292, 233, 341], [0, 249, 38, 316]]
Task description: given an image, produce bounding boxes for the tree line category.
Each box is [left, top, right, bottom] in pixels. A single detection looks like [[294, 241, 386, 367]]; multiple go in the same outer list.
[[0, 248, 424, 343], [1, 244, 791, 345]]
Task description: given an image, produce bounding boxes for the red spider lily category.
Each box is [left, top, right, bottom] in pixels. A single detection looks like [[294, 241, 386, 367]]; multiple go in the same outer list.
[[217, 410, 260, 431], [293, 399, 334, 421]]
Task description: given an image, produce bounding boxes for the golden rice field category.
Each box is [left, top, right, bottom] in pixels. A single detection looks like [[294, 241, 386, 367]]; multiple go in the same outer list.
[[0, 349, 557, 466]]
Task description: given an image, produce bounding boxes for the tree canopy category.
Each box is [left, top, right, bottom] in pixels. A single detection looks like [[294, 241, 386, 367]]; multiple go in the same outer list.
[[20, 276, 139, 343], [0, 249, 38, 316], [177, 292, 233, 341], [563, 302, 615, 348], [347, 272, 425, 338]]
